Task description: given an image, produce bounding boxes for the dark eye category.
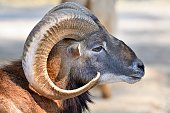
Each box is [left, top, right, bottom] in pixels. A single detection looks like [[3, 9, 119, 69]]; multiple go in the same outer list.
[[92, 46, 103, 52]]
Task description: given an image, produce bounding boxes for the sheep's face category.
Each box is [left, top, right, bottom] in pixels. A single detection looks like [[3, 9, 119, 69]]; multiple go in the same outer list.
[[57, 30, 144, 85]]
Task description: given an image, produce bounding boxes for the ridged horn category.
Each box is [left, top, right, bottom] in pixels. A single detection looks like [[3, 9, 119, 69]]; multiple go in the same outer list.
[[49, 2, 100, 25], [22, 4, 100, 100]]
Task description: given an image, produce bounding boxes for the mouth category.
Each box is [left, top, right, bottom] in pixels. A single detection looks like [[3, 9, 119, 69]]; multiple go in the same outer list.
[[130, 76, 142, 80], [122, 74, 143, 84]]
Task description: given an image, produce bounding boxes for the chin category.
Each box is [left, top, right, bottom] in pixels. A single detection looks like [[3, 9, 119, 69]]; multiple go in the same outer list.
[[121, 74, 143, 84], [123, 77, 141, 84], [98, 73, 143, 84]]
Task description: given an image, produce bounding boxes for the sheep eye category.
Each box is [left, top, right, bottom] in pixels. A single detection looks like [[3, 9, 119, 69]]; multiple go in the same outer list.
[[92, 46, 103, 52]]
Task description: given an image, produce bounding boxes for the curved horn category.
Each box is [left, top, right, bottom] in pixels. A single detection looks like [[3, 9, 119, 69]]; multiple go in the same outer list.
[[53, 2, 105, 29], [49, 2, 93, 17], [49, 2, 100, 24], [22, 5, 100, 100]]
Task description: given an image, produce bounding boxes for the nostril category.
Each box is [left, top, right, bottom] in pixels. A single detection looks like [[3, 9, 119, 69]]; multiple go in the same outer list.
[[137, 63, 144, 72], [133, 59, 144, 72]]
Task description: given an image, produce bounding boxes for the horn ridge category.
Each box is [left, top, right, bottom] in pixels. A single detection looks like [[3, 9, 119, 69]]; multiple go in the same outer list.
[[22, 4, 100, 100]]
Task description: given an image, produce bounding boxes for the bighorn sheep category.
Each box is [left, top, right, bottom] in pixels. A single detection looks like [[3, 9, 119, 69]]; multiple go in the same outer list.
[[0, 2, 144, 113]]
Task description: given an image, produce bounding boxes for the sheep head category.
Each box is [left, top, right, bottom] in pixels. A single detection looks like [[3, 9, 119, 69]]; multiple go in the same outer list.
[[22, 2, 144, 100]]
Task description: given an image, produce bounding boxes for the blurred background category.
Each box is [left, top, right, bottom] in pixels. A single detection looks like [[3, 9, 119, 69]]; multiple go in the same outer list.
[[0, 0, 170, 113]]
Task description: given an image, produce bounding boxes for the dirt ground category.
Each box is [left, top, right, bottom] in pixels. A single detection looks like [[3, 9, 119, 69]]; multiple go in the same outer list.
[[0, 0, 170, 113]]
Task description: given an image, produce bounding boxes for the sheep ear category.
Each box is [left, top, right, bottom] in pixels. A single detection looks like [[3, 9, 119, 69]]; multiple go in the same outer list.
[[69, 44, 82, 57]]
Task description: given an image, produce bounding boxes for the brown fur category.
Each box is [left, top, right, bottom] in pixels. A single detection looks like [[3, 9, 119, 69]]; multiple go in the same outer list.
[[0, 61, 62, 113], [0, 61, 92, 113]]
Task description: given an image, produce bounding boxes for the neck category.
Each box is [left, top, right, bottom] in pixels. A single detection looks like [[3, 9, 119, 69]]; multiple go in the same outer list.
[[62, 78, 93, 113], [51, 80, 92, 113], [50, 74, 93, 113]]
